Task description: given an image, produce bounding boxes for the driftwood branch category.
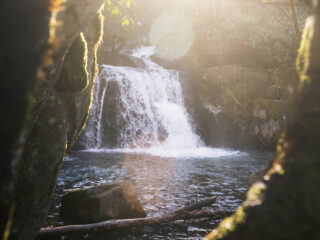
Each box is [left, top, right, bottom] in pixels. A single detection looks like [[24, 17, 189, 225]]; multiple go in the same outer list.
[[38, 197, 230, 238], [175, 196, 217, 213]]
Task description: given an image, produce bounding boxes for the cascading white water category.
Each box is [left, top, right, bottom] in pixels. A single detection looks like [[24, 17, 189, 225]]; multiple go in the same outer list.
[[82, 46, 241, 158]]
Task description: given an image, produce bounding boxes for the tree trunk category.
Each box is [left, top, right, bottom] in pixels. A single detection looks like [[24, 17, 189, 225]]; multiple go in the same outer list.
[[0, 1, 106, 240], [0, 1, 51, 239], [206, 1, 320, 239]]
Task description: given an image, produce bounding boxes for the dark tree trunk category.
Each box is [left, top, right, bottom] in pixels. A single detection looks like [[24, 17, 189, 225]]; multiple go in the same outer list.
[[0, 1, 51, 239], [206, 1, 320, 239], [0, 1, 105, 240]]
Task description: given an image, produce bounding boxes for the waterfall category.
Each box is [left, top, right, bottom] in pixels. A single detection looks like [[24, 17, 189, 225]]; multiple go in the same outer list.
[[81, 46, 240, 158]]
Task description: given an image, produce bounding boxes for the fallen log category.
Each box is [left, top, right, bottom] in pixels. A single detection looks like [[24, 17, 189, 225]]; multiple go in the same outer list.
[[175, 196, 217, 213], [38, 197, 230, 238]]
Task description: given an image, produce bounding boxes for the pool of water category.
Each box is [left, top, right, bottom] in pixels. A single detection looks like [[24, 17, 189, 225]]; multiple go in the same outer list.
[[47, 149, 274, 239]]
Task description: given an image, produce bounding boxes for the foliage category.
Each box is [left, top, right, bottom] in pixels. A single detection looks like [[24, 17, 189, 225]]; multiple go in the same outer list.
[[105, 0, 135, 26], [192, 1, 308, 69]]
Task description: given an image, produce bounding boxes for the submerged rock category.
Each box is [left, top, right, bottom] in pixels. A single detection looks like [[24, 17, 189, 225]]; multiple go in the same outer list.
[[60, 181, 146, 223]]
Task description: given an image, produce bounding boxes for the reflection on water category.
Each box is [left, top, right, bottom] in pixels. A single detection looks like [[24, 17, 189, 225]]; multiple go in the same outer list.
[[47, 150, 273, 239], [124, 154, 178, 213]]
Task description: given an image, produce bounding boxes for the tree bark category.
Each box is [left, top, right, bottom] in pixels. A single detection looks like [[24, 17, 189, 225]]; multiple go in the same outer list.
[[1, 1, 106, 240], [0, 1, 51, 239], [265, 1, 305, 7]]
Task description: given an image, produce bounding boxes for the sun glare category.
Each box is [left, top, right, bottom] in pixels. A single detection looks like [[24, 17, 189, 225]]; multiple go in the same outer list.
[[149, 11, 194, 61]]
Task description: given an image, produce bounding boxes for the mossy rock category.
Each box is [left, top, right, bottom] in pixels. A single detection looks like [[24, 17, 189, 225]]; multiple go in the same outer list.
[[55, 34, 88, 93], [195, 65, 295, 149], [253, 98, 288, 125]]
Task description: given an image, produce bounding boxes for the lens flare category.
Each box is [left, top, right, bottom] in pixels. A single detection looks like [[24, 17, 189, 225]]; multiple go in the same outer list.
[[149, 11, 194, 61]]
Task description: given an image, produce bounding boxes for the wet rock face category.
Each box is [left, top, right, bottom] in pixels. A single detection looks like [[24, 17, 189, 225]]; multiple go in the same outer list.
[[101, 80, 124, 148], [193, 65, 296, 149], [60, 182, 146, 224], [55, 35, 88, 93], [252, 107, 281, 144]]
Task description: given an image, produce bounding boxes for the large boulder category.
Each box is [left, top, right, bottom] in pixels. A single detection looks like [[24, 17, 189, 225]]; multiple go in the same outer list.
[[101, 80, 124, 148], [60, 182, 146, 224], [188, 65, 297, 149]]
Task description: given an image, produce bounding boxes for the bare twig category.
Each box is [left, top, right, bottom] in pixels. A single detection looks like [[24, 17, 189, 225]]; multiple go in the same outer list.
[[289, 0, 301, 36], [263, 4, 293, 27], [273, 0, 292, 22]]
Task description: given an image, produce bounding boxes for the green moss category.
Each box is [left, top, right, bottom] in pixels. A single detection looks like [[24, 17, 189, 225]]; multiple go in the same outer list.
[[296, 17, 312, 85], [91, 5, 105, 88], [205, 207, 247, 240], [254, 98, 282, 120], [71, 7, 105, 146]]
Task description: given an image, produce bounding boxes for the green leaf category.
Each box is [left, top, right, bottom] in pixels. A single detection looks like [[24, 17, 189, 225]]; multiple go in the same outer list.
[[122, 17, 130, 26], [111, 8, 119, 15], [126, 0, 131, 8]]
